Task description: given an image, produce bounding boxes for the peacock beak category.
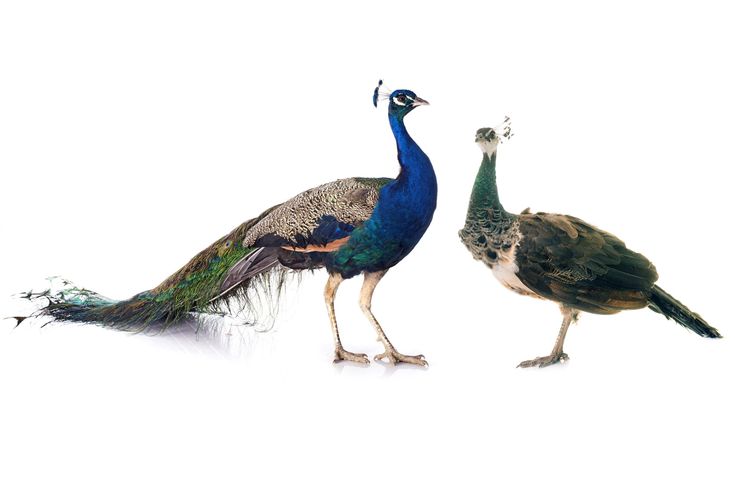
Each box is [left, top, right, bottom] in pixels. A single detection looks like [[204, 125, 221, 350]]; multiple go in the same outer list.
[[411, 96, 430, 107]]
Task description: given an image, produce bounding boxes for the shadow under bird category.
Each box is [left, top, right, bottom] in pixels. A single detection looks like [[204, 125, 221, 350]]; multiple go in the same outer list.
[[459, 118, 720, 368], [21, 81, 437, 366]]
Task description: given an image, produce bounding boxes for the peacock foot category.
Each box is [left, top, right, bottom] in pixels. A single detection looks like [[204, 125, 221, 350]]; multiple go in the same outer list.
[[374, 349, 428, 367], [517, 352, 569, 368], [333, 347, 370, 364]]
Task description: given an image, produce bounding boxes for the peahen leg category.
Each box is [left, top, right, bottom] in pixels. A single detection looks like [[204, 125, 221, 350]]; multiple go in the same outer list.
[[324, 273, 369, 364], [518, 306, 578, 368], [359, 271, 428, 367]]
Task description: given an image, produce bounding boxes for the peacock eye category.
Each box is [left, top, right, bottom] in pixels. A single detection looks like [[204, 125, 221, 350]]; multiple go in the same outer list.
[[393, 95, 407, 105]]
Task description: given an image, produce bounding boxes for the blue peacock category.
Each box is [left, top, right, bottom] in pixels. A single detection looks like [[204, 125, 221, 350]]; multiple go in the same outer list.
[[23, 81, 437, 366]]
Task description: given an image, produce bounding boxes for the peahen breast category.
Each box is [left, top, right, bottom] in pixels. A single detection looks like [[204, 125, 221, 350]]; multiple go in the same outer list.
[[460, 208, 537, 296]]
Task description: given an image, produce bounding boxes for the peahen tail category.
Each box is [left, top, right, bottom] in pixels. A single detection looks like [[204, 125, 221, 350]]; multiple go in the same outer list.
[[648, 285, 721, 338], [25, 205, 296, 331]]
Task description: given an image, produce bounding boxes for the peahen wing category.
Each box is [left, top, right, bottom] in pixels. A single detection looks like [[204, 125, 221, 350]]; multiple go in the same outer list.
[[514, 212, 659, 314]]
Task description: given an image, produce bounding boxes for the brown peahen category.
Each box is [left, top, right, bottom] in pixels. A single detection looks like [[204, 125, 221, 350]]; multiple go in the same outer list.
[[459, 118, 721, 368]]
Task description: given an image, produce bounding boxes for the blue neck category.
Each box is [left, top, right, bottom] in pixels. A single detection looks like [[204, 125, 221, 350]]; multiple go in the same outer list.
[[389, 114, 413, 152], [326, 108, 437, 278], [389, 114, 432, 185]]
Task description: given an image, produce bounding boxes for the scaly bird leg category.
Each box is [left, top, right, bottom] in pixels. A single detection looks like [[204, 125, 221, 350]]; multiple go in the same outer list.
[[359, 271, 428, 367], [518, 306, 578, 368], [324, 273, 369, 364]]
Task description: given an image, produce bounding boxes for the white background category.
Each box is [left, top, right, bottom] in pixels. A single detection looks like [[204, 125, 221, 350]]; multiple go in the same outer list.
[[1, 1, 733, 497]]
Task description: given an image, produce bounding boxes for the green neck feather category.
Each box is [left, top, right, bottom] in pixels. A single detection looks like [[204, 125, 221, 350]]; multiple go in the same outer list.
[[466, 152, 507, 219]]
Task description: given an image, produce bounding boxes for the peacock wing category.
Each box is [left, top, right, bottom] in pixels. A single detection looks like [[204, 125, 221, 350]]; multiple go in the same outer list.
[[514, 212, 659, 314], [243, 176, 391, 250], [218, 177, 391, 295]]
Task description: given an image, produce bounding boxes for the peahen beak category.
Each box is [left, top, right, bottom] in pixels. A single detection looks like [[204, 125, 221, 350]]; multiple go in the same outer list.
[[411, 96, 430, 107]]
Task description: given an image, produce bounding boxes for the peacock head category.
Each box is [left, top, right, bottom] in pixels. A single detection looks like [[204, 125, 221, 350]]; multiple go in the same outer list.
[[373, 80, 429, 119], [476, 116, 513, 155]]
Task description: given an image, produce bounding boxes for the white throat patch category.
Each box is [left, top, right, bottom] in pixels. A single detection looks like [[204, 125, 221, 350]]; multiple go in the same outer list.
[[477, 139, 500, 155]]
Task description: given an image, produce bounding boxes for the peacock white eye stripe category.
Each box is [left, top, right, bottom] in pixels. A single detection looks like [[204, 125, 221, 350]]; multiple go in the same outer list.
[[392, 96, 406, 106]]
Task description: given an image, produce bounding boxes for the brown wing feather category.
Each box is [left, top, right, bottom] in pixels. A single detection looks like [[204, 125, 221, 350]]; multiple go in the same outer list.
[[515, 212, 658, 314], [218, 177, 391, 296], [243, 177, 390, 248]]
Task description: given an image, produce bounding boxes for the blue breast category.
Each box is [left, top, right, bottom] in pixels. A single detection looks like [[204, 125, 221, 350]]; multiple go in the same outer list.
[[328, 114, 437, 278]]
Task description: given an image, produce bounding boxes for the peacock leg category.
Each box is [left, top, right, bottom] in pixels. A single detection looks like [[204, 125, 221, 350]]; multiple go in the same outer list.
[[518, 306, 578, 368], [360, 271, 428, 367], [324, 273, 369, 364]]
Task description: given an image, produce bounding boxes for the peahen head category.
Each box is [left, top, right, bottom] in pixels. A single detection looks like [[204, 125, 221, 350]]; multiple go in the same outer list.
[[476, 117, 513, 155], [373, 80, 429, 119]]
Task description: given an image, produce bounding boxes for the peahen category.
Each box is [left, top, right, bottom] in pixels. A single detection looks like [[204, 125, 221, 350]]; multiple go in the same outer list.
[[22, 81, 436, 366], [459, 118, 720, 368]]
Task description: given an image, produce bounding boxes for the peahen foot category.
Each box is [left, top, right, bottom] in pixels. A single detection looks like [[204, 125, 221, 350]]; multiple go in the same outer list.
[[517, 352, 569, 368], [374, 349, 428, 367], [333, 347, 370, 364]]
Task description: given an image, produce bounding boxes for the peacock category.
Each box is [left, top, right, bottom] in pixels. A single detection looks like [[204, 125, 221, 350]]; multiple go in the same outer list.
[[21, 81, 436, 366], [459, 118, 720, 368]]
